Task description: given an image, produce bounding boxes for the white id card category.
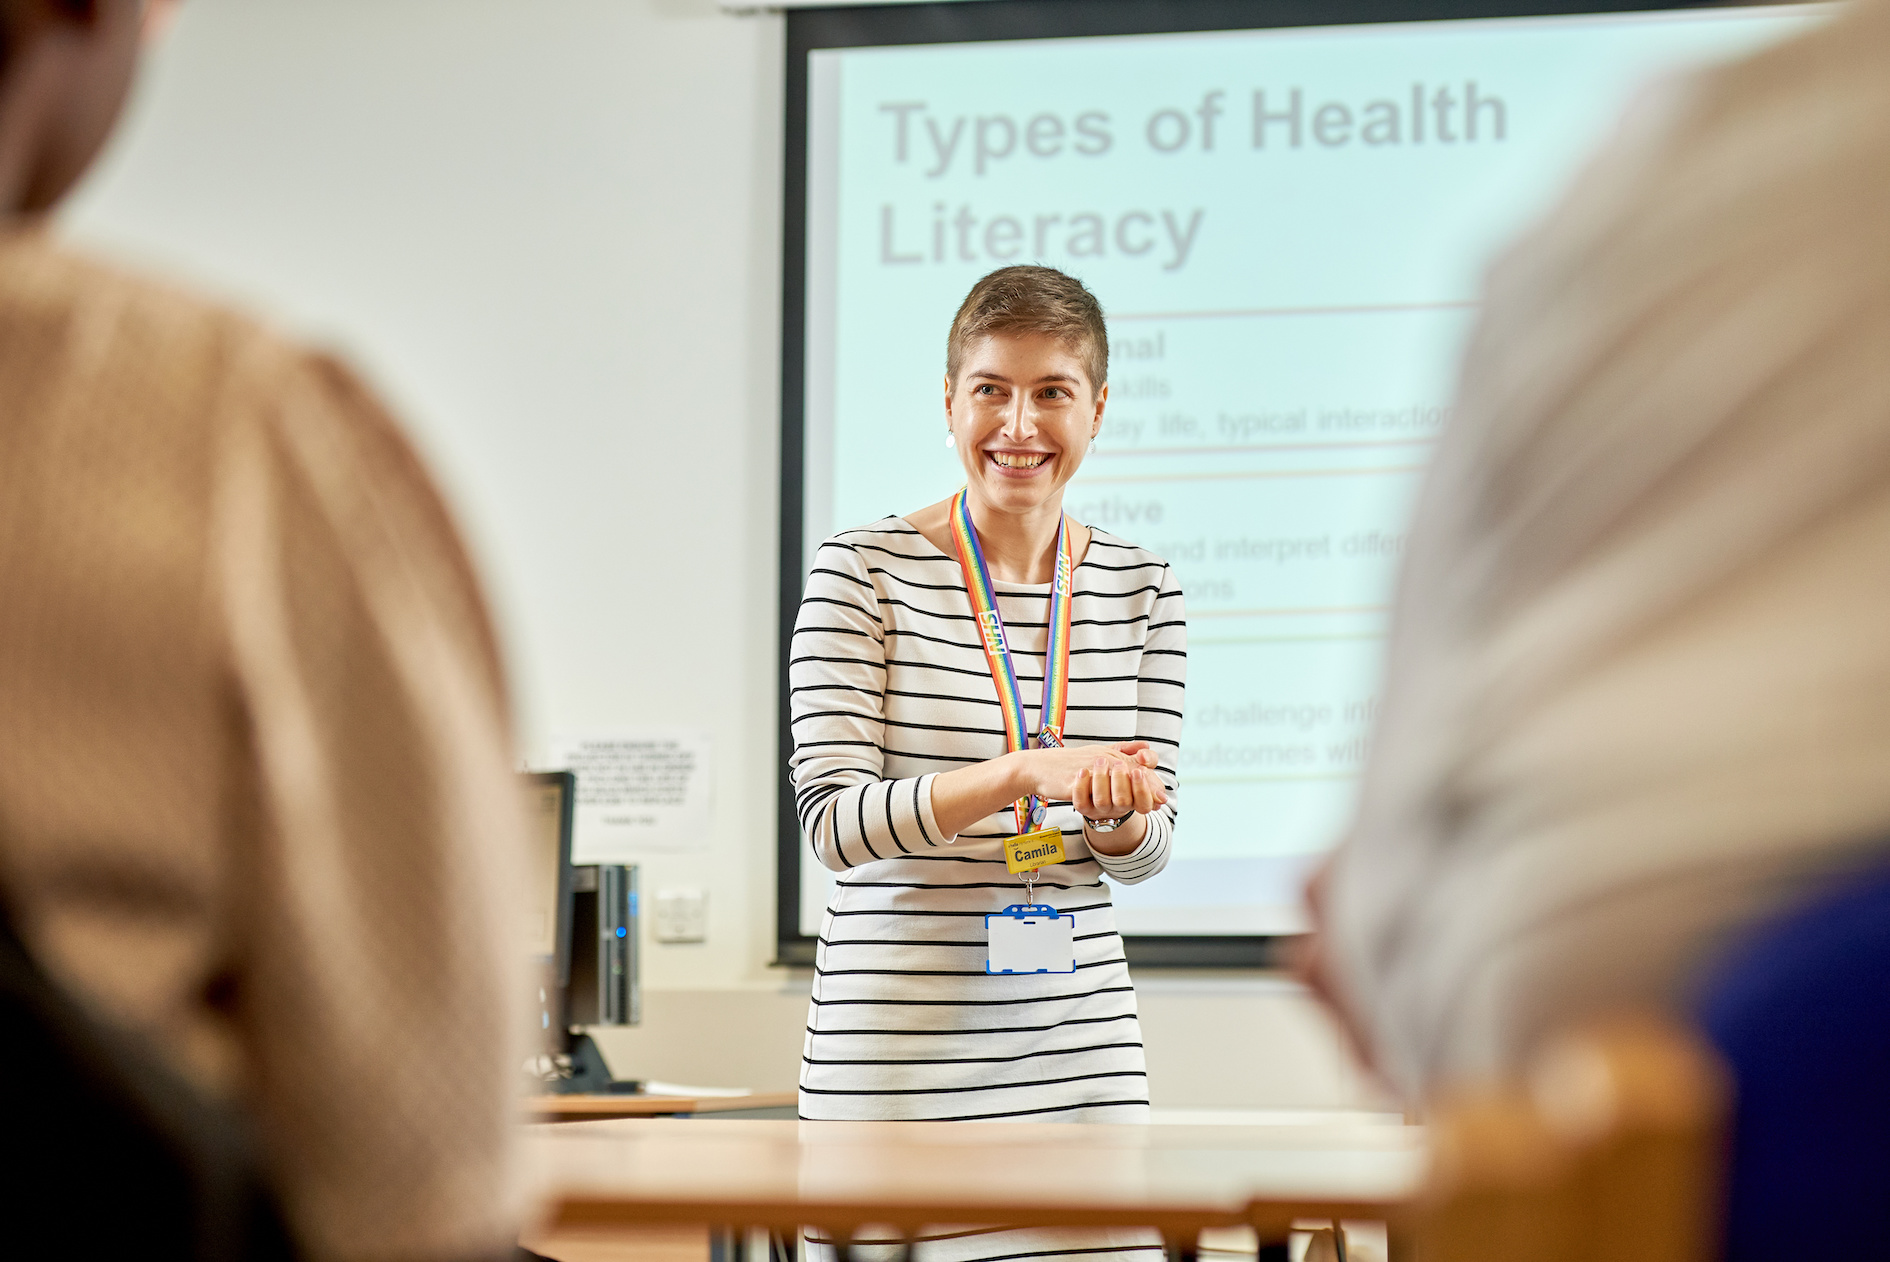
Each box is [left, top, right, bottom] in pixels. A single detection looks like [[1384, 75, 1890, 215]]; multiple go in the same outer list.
[[985, 904, 1076, 975]]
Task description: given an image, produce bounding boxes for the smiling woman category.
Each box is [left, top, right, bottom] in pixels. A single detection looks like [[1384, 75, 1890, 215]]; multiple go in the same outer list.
[[787, 266, 1190, 1262]]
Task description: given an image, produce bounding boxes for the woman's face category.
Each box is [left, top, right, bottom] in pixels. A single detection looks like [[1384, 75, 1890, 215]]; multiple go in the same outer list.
[[945, 332, 1107, 518]]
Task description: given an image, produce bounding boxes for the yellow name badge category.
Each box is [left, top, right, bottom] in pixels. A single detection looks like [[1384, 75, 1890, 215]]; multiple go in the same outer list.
[[1004, 826, 1067, 874]]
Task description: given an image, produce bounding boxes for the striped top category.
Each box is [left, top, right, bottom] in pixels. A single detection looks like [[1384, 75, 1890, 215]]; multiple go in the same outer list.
[[791, 516, 1187, 1126]]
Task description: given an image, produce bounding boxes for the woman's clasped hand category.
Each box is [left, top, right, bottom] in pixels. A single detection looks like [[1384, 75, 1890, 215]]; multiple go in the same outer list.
[[1010, 739, 1167, 820], [1074, 743, 1168, 822]]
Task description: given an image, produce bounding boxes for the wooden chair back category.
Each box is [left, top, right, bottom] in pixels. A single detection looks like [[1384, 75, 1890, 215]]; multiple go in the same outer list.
[[1415, 1015, 1728, 1262]]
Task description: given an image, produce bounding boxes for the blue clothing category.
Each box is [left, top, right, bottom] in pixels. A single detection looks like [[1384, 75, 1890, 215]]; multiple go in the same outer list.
[[1698, 861, 1890, 1261]]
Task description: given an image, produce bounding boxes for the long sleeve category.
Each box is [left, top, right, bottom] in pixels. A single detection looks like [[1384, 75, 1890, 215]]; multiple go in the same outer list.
[[789, 537, 950, 871], [1088, 563, 1186, 886]]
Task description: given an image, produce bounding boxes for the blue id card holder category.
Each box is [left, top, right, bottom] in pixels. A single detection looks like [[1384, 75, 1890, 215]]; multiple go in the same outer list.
[[985, 903, 1077, 974]]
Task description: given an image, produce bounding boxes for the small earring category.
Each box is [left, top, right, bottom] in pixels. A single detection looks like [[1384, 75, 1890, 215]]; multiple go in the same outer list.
[[1089, 436, 1097, 453], [945, 430, 956, 448]]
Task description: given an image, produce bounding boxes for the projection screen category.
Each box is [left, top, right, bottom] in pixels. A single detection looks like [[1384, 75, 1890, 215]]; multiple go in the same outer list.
[[777, 0, 1824, 966]]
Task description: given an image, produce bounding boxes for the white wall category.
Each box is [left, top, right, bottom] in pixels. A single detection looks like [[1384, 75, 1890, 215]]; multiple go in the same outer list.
[[64, 0, 1382, 1109], [66, 0, 789, 990]]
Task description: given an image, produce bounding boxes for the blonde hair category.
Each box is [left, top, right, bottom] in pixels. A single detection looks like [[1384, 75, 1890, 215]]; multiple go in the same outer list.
[[946, 265, 1108, 391]]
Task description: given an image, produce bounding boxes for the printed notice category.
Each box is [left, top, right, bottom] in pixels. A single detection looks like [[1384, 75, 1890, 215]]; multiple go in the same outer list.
[[547, 731, 713, 861]]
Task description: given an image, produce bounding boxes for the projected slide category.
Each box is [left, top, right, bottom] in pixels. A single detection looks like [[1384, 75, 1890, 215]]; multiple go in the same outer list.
[[798, 6, 1822, 937]]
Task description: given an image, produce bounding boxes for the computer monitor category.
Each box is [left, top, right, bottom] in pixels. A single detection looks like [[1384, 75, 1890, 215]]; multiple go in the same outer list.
[[523, 771, 577, 1054], [521, 771, 641, 1092]]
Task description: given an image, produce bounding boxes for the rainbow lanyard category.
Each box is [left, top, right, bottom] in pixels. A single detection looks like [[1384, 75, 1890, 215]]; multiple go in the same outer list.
[[947, 489, 1075, 837]]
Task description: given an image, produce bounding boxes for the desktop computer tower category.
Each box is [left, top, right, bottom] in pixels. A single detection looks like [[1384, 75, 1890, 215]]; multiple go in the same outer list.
[[565, 863, 640, 1030], [523, 769, 640, 1091]]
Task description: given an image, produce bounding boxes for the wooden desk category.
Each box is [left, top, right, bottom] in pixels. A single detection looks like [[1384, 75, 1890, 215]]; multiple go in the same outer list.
[[526, 1116, 1425, 1249], [528, 1093, 799, 1123]]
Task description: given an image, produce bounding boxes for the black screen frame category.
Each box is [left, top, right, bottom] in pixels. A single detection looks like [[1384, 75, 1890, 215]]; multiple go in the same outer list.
[[776, 0, 1766, 970], [524, 769, 578, 986]]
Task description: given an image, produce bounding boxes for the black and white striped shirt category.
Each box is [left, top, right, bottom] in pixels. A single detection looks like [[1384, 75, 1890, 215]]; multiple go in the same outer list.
[[792, 517, 1187, 1134]]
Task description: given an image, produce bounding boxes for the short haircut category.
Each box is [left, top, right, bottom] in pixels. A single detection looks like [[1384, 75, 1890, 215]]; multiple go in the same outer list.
[[946, 265, 1109, 392]]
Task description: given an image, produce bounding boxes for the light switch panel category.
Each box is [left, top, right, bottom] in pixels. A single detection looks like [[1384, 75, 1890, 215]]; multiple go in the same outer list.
[[653, 888, 708, 943]]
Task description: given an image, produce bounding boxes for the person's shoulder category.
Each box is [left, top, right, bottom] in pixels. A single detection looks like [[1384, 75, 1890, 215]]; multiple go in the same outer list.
[[0, 230, 271, 361], [814, 517, 949, 567], [0, 233, 505, 697], [1701, 0, 1880, 121], [16, 237, 482, 614], [0, 231, 399, 495], [1480, 4, 1871, 308], [0, 230, 347, 428], [1080, 528, 1173, 580]]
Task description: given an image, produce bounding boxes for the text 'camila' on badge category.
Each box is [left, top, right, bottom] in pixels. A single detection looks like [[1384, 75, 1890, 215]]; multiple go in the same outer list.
[[1004, 826, 1066, 874]]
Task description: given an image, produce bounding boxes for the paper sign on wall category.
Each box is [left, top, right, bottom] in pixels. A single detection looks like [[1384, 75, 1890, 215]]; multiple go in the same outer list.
[[547, 731, 713, 862]]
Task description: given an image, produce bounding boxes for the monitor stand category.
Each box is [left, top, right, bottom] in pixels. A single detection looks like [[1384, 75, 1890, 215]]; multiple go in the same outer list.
[[550, 1032, 645, 1095]]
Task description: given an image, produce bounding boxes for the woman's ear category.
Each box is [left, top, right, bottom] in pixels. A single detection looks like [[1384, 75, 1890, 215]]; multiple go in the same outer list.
[[942, 373, 955, 422]]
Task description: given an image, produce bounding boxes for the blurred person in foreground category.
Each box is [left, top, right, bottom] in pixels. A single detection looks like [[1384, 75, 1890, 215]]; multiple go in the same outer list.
[[1303, 0, 1890, 1098], [0, 2, 526, 1258]]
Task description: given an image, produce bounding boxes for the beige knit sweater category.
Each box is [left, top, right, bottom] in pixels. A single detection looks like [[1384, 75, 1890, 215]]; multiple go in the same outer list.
[[0, 227, 526, 1260]]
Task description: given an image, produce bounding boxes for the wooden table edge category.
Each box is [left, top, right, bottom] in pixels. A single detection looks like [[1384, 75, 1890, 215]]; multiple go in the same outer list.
[[527, 1092, 798, 1120], [547, 1195, 1409, 1236]]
